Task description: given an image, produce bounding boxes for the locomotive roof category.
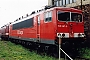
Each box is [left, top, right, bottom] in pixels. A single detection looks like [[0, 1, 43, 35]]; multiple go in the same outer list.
[[11, 7, 82, 25], [47, 7, 82, 13]]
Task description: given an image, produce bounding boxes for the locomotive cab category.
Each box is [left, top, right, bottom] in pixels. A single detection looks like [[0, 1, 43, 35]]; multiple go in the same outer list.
[[56, 8, 85, 39]]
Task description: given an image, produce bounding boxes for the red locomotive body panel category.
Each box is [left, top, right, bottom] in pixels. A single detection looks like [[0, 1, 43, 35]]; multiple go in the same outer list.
[[9, 7, 85, 45], [9, 18, 37, 39]]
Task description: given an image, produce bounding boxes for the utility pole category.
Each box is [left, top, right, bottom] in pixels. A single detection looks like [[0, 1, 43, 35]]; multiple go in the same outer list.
[[81, 0, 82, 10]]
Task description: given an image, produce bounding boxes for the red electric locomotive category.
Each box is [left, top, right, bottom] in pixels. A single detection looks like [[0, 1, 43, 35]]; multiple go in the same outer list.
[[9, 7, 85, 45], [0, 25, 9, 40]]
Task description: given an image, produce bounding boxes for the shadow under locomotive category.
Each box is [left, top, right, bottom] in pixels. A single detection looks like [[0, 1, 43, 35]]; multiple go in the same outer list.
[[60, 38, 87, 58]]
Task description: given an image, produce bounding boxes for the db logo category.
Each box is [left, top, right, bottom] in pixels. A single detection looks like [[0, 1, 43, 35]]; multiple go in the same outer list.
[[17, 30, 23, 35]]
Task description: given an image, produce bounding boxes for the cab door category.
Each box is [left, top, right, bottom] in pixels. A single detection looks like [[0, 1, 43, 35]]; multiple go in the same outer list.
[[37, 15, 40, 42]]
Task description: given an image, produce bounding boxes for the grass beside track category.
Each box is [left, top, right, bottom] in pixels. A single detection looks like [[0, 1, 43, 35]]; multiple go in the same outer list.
[[0, 40, 57, 60], [79, 47, 90, 59]]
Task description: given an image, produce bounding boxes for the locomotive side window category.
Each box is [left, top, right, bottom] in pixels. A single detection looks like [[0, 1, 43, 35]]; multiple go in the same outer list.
[[45, 11, 52, 22], [58, 11, 70, 21], [13, 18, 33, 30]]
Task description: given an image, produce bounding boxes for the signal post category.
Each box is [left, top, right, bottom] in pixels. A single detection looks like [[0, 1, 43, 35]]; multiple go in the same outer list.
[[58, 35, 62, 60]]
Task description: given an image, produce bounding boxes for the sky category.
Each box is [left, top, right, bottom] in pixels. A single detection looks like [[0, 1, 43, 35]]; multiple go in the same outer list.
[[0, 0, 48, 27]]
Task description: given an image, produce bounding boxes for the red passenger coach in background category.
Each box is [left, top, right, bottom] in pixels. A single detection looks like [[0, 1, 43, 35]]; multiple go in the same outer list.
[[0, 25, 9, 40], [8, 7, 85, 45]]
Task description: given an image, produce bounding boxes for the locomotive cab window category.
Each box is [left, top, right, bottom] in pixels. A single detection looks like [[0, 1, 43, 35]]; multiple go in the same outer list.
[[58, 11, 70, 21], [13, 17, 34, 30], [58, 11, 82, 22], [71, 13, 82, 22], [45, 11, 52, 22]]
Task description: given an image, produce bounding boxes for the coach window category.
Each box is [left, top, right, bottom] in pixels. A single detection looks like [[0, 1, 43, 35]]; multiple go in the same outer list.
[[45, 11, 52, 22]]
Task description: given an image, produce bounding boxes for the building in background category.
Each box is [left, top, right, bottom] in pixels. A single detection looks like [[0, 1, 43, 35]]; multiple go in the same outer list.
[[48, 0, 90, 7], [48, 0, 76, 6]]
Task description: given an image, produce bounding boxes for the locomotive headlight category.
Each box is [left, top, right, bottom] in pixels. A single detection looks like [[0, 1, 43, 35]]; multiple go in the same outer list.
[[58, 33, 61, 37], [74, 33, 85, 38], [78, 33, 81, 37], [62, 33, 65, 37], [78, 33, 85, 37], [57, 33, 69, 38], [57, 33, 61, 37], [82, 33, 86, 37]]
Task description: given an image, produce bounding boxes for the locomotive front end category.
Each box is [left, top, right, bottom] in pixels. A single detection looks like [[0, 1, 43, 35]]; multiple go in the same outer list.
[[56, 8, 85, 39], [54, 8, 86, 58]]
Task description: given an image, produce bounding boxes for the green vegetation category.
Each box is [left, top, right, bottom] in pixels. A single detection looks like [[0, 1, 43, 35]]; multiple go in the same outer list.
[[79, 47, 90, 59], [0, 40, 57, 60], [2, 39, 90, 60]]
